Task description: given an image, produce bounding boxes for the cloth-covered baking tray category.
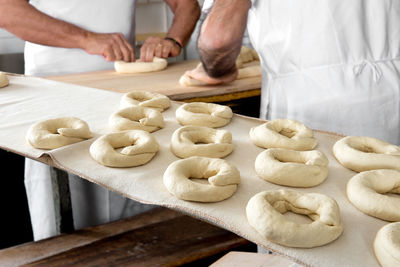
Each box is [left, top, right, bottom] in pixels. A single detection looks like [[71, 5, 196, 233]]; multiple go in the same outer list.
[[0, 76, 385, 267]]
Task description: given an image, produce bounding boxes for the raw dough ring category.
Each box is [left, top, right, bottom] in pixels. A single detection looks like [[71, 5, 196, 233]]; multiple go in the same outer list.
[[374, 222, 400, 267], [0, 72, 9, 88], [163, 156, 240, 202], [176, 102, 233, 128], [333, 136, 400, 172], [114, 57, 167, 73], [89, 130, 159, 167], [249, 119, 317, 150], [120, 91, 170, 112], [346, 169, 400, 221], [246, 190, 343, 248], [171, 126, 234, 158], [109, 106, 164, 132], [26, 117, 93, 149], [255, 148, 329, 187]]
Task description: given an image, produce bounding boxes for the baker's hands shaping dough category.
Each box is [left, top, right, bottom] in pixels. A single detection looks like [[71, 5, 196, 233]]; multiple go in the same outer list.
[[140, 36, 182, 62], [26, 117, 93, 149]]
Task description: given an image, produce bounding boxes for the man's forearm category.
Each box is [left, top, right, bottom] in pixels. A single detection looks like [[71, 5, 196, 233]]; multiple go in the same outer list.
[[0, 0, 89, 50], [198, 0, 251, 78], [165, 0, 201, 47]]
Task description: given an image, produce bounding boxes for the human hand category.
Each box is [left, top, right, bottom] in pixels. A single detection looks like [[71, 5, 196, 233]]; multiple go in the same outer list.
[[185, 63, 238, 85], [83, 32, 135, 62], [140, 36, 181, 62]]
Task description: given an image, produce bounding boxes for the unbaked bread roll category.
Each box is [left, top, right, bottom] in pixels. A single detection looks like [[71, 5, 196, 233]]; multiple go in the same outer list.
[[255, 148, 329, 187], [26, 117, 93, 149], [176, 102, 233, 128], [249, 119, 318, 151], [114, 57, 167, 73], [89, 130, 159, 167], [109, 106, 164, 132], [374, 222, 400, 267], [347, 169, 400, 221], [120, 91, 170, 112], [171, 126, 234, 158], [163, 156, 240, 202], [246, 190, 343, 248], [333, 136, 400, 172], [0, 72, 9, 88]]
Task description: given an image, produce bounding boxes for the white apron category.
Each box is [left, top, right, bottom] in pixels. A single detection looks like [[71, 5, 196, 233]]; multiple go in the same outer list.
[[247, 0, 400, 145], [24, 0, 153, 241]]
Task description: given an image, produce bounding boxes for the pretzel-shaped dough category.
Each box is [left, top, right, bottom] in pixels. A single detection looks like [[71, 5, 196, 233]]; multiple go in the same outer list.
[[171, 126, 234, 158], [109, 106, 164, 132], [374, 222, 400, 267], [255, 148, 329, 187], [120, 91, 170, 112], [26, 117, 93, 149], [163, 156, 240, 202], [246, 190, 343, 248], [0, 72, 9, 88], [114, 57, 167, 74], [333, 136, 400, 172], [89, 130, 159, 167], [176, 102, 233, 128], [249, 119, 317, 150], [347, 169, 400, 221]]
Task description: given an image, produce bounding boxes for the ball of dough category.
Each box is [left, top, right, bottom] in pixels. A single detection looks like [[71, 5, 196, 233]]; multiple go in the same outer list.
[[374, 222, 400, 267], [120, 91, 170, 112], [26, 117, 93, 149], [176, 102, 233, 128], [347, 169, 400, 221], [246, 190, 343, 248], [255, 148, 329, 187], [249, 119, 318, 150], [333, 136, 400, 172], [114, 57, 167, 74], [0, 72, 9, 88], [90, 130, 159, 167], [171, 126, 234, 158], [163, 156, 240, 202], [109, 106, 164, 133]]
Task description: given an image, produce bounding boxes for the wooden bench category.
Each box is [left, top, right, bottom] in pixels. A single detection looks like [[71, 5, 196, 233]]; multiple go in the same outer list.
[[0, 207, 255, 267]]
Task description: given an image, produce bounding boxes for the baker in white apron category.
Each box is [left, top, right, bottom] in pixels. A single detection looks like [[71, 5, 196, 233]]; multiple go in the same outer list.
[[192, 0, 400, 145], [1, 0, 200, 240]]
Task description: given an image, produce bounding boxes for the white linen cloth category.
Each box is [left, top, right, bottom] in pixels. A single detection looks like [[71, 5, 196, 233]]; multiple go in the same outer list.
[[23, 0, 153, 241], [246, 0, 400, 145], [0, 76, 385, 266]]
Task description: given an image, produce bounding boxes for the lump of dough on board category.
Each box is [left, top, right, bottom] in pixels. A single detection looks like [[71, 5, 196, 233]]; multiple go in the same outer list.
[[26, 117, 93, 149], [255, 148, 329, 187], [163, 156, 240, 202], [249, 119, 318, 150], [333, 136, 400, 172], [175, 102, 233, 128], [114, 57, 167, 74], [120, 91, 170, 112], [170, 125, 234, 158], [374, 222, 400, 267], [109, 105, 164, 133], [89, 130, 159, 168], [0, 72, 9, 88], [346, 169, 400, 221], [246, 189, 343, 248]]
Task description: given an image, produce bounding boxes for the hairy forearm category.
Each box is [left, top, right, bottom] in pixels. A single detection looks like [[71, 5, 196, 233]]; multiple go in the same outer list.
[[165, 0, 200, 46], [0, 0, 89, 50], [198, 0, 251, 78]]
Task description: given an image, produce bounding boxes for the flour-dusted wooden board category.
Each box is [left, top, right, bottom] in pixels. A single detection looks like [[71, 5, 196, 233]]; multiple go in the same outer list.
[[46, 60, 262, 100]]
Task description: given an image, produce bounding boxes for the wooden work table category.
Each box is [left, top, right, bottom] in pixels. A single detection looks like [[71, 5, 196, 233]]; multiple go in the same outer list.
[[47, 59, 262, 104]]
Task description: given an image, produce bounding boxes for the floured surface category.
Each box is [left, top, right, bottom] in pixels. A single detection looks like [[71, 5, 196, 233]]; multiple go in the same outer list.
[[0, 76, 384, 267]]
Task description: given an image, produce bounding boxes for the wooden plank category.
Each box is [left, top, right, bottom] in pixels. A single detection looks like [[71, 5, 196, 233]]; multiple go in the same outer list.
[[47, 60, 262, 101], [22, 216, 250, 267], [0, 208, 181, 267]]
